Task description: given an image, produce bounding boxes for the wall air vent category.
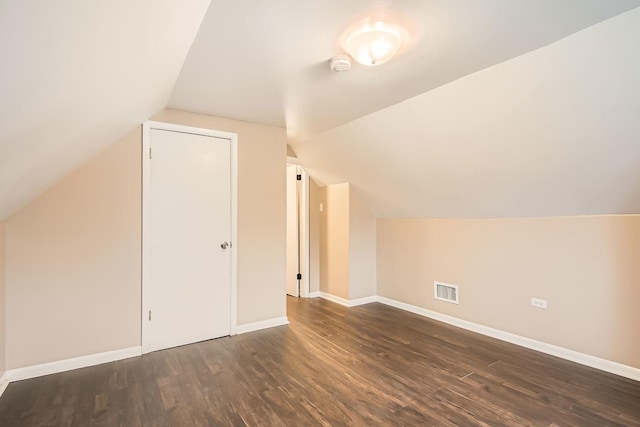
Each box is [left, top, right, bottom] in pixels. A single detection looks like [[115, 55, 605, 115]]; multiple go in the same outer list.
[[434, 282, 459, 304]]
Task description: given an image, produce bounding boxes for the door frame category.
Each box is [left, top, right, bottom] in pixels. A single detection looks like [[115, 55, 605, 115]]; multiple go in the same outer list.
[[141, 120, 238, 354], [286, 159, 310, 297]]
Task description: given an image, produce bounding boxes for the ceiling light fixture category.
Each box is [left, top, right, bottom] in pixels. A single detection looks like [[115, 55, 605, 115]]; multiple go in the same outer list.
[[342, 21, 408, 66]]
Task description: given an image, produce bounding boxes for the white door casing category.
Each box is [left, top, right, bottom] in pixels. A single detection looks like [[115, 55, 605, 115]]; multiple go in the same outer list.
[[286, 165, 299, 297], [299, 166, 310, 297], [142, 121, 238, 354], [285, 163, 310, 298]]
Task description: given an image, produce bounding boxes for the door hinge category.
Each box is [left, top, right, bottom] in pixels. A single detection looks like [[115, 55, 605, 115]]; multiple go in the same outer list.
[[148, 310, 151, 321], [148, 147, 152, 159], [296, 174, 301, 181], [297, 273, 302, 280]]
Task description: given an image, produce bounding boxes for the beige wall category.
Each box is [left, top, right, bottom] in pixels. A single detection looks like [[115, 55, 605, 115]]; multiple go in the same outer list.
[[152, 109, 287, 325], [318, 184, 377, 300], [4, 109, 287, 369], [309, 179, 321, 294], [348, 188, 376, 299], [321, 183, 350, 299], [0, 221, 6, 374], [377, 216, 640, 369], [6, 130, 142, 369]]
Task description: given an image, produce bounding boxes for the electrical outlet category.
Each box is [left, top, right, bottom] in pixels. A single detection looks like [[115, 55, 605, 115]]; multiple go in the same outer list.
[[531, 298, 547, 309]]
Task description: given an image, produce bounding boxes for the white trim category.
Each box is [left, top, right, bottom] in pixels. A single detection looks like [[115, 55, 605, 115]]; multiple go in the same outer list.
[[5, 347, 142, 383], [141, 121, 238, 353], [376, 296, 640, 382], [236, 317, 289, 334], [230, 134, 238, 335], [141, 122, 152, 353], [349, 295, 379, 306], [0, 372, 9, 398], [299, 166, 310, 297], [286, 155, 302, 165], [0, 296, 635, 402], [286, 163, 310, 298], [318, 292, 378, 307], [318, 292, 350, 306], [307, 291, 320, 298]]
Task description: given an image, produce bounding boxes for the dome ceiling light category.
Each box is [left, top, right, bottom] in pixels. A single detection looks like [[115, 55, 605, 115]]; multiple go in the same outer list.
[[341, 21, 409, 66]]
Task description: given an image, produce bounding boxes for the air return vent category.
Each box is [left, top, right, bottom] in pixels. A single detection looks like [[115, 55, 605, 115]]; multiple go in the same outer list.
[[434, 282, 459, 304]]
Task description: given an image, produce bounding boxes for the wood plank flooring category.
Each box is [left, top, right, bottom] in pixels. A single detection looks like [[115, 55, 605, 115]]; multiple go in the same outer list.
[[0, 296, 639, 426]]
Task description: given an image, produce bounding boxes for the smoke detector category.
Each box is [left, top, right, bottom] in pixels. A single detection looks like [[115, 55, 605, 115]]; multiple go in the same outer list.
[[329, 56, 351, 72]]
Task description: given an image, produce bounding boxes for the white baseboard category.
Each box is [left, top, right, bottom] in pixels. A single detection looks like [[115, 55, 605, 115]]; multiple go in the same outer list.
[[236, 316, 289, 334], [0, 372, 9, 397], [349, 295, 379, 306], [1, 295, 636, 403], [0, 316, 289, 397], [376, 296, 640, 382], [318, 292, 350, 306], [3, 346, 142, 392], [318, 292, 378, 307], [308, 291, 320, 298]]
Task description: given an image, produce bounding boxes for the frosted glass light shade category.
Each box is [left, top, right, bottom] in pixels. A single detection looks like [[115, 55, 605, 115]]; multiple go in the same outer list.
[[342, 21, 407, 66]]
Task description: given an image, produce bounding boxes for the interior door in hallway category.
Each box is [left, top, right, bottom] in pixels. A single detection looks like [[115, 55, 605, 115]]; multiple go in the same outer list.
[[286, 164, 300, 297], [146, 127, 231, 352]]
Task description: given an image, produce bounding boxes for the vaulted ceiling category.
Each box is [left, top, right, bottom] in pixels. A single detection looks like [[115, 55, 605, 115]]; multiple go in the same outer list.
[[293, 8, 640, 217], [170, 0, 640, 141], [0, 0, 211, 219], [1, 1, 639, 219]]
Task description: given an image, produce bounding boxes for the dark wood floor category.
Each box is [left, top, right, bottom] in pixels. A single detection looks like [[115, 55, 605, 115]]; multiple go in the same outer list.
[[1, 297, 639, 426]]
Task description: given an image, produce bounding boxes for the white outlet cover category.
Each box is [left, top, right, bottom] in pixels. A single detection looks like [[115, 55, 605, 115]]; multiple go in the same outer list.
[[531, 298, 548, 309]]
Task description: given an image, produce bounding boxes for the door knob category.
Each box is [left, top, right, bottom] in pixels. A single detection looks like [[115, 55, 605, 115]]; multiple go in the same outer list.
[[220, 242, 230, 250]]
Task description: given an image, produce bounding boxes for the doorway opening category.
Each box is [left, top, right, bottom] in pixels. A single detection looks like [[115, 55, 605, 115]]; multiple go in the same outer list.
[[286, 163, 310, 298]]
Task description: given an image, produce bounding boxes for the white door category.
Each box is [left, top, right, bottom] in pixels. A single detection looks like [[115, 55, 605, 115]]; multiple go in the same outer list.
[[147, 128, 231, 352], [286, 165, 299, 297]]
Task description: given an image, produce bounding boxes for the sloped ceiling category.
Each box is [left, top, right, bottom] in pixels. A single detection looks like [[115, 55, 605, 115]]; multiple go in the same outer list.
[[169, 0, 640, 140], [0, 0, 211, 219], [292, 8, 640, 218], [2, 1, 639, 220]]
